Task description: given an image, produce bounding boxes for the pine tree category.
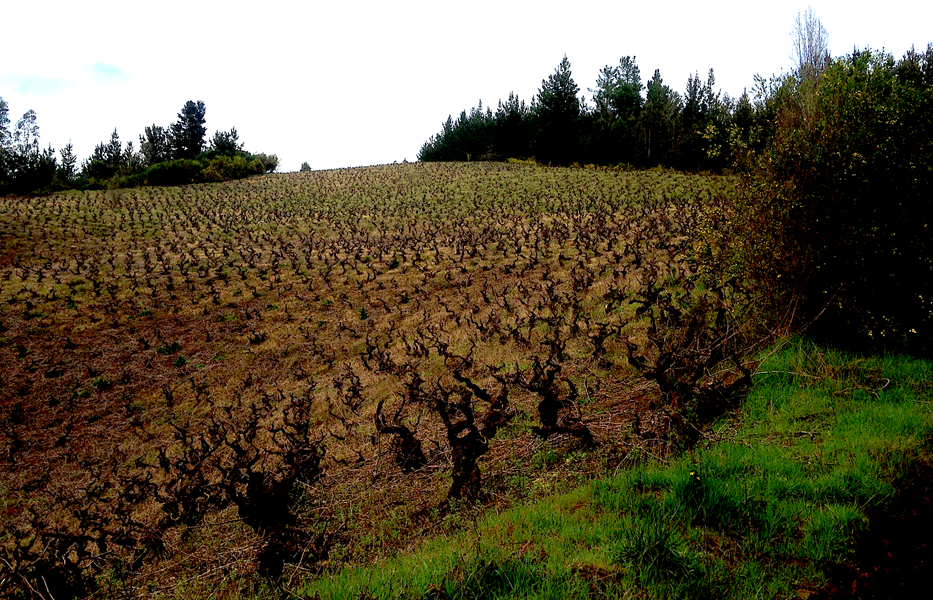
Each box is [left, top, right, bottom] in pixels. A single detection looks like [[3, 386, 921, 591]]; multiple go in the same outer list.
[[641, 69, 682, 164], [533, 55, 582, 165], [140, 125, 172, 166], [58, 142, 77, 183], [591, 56, 643, 125], [104, 129, 123, 169], [169, 100, 207, 160], [590, 57, 644, 164], [210, 127, 242, 156]]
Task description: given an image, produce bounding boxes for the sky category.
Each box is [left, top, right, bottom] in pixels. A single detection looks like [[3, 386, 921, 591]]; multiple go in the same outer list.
[[2, 1, 932, 173]]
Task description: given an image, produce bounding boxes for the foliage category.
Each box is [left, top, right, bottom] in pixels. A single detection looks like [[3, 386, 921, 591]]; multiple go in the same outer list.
[[139, 124, 172, 167], [140, 157, 205, 186], [494, 92, 534, 161], [169, 100, 208, 160], [588, 56, 644, 165], [418, 101, 500, 162], [0, 144, 57, 195], [677, 69, 726, 169], [82, 129, 128, 181], [640, 69, 684, 166], [250, 152, 279, 173], [735, 45, 933, 352], [12, 109, 40, 155], [0, 96, 278, 195], [200, 154, 266, 181], [209, 127, 243, 156], [58, 142, 78, 184], [0, 96, 10, 150], [533, 55, 583, 166], [418, 56, 745, 171], [0, 104, 58, 195]]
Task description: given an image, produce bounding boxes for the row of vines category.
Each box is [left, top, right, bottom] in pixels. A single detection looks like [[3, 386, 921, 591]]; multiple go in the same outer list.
[[0, 163, 755, 598]]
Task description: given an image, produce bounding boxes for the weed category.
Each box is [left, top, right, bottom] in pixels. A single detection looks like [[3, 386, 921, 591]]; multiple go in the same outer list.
[[609, 511, 700, 587], [156, 341, 182, 355]]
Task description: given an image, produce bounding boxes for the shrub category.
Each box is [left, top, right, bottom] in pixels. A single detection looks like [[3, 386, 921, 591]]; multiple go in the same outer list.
[[737, 45, 933, 353], [144, 158, 204, 186], [200, 154, 263, 181], [250, 152, 279, 173]]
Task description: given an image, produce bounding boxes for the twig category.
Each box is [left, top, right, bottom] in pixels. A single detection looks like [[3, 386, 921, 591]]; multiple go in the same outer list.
[[754, 370, 820, 379]]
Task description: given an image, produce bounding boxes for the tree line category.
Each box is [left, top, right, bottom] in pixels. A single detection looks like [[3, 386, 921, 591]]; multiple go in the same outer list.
[[418, 8, 933, 354], [0, 99, 279, 195], [417, 54, 756, 171]]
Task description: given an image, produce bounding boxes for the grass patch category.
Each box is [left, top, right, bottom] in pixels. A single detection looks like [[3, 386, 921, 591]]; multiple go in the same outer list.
[[301, 339, 933, 599]]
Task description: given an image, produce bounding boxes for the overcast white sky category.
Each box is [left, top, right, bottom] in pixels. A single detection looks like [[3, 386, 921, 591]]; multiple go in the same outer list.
[[2, 1, 931, 172]]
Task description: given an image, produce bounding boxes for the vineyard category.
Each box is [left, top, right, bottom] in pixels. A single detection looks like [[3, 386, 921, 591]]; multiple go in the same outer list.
[[0, 162, 755, 597]]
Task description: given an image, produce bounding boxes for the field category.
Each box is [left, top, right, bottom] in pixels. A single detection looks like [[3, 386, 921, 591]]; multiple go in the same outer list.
[[2, 162, 929, 599]]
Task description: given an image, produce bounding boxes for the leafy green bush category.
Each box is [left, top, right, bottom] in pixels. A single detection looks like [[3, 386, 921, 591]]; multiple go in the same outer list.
[[250, 152, 279, 173], [143, 158, 204, 186], [200, 154, 263, 181], [737, 45, 933, 353]]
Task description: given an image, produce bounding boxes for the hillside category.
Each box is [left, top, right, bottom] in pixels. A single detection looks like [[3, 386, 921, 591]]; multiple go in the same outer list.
[[2, 163, 928, 599]]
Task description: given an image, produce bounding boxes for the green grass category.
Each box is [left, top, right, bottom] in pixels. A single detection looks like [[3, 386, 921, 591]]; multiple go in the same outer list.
[[299, 339, 933, 599]]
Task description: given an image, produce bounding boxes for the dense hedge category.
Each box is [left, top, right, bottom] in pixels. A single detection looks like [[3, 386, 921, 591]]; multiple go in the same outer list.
[[735, 45, 933, 353], [78, 152, 279, 191]]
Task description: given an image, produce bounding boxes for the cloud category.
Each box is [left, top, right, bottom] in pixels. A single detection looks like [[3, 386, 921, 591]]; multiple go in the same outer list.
[[90, 62, 130, 83], [0, 62, 128, 98], [1, 75, 74, 95]]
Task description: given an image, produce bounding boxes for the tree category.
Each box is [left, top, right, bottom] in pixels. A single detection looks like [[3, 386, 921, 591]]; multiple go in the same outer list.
[[791, 7, 830, 82], [0, 108, 56, 194], [139, 125, 172, 167], [299, 162, 311, 172], [417, 99, 502, 162], [591, 56, 644, 126], [589, 56, 644, 164], [732, 90, 755, 140], [81, 129, 124, 182], [252, 153, 279, 173], [209, 127, 243, 156], [0, 97, 10, 151], [534, 55, 582, 165], [58, 142, 78, 183], [791, 7, 830, 122], [682, 70, 717, 133], [493, 92, 532, 160], [679, 69, 722, 168], [641, 69, 682, 164], [104, 129, 123, 169], [169, 100, 207, 160], [13, 110, 40, 156], [123, 140, 143, 174], [0, 97, 9, 185]]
